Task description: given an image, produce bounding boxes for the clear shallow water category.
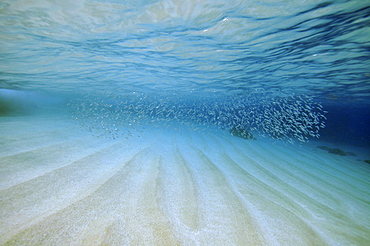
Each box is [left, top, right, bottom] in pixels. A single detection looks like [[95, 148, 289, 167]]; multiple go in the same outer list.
[[1, 0, 370, 146], [1, 2, 370, 245], [1, 0, 369, 100]]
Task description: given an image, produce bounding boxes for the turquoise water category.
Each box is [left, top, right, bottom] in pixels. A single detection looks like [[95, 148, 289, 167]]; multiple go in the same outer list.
[[0, 0, 369, 144], [1, 2, 370, 245]]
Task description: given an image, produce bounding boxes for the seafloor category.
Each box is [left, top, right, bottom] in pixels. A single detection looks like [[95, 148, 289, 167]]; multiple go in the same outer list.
[[0, 114, 369, 245]]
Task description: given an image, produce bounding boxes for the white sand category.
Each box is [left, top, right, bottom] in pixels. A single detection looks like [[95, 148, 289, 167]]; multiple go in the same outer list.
[[0, 115, 369, 245]]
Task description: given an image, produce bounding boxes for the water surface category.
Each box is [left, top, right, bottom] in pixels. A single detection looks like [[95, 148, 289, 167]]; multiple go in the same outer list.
[[0, 1, 370, 245]]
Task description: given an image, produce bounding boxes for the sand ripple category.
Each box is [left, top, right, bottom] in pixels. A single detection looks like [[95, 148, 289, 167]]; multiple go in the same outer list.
[[1, 116, 369, 245]]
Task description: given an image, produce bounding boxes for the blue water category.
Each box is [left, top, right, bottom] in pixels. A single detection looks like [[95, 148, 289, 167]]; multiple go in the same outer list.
[[1, 2, 370, 245], [0, 0, 370, 147]]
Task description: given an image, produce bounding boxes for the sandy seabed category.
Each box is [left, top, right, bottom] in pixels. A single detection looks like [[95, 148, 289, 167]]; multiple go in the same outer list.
[[0, 114, 369, 246]]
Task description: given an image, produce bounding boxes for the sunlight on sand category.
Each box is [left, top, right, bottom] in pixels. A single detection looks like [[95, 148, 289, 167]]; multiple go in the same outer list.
[[0, 115, 369, 245]]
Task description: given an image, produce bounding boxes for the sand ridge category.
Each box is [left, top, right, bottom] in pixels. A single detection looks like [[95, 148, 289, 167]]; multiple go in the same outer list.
[[0, 115, 369, 245]]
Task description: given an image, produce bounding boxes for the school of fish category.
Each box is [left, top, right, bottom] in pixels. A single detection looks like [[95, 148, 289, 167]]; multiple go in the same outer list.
[[67, 91, 327, 143]]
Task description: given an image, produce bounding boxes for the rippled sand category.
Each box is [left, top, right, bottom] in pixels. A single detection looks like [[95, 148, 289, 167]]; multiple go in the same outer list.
[[1, 115, 369, 245]]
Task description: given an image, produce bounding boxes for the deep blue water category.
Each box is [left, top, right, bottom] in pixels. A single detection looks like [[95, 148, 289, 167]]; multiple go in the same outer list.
[[320, 104, 370, 147], [0, 0, 369, 147]]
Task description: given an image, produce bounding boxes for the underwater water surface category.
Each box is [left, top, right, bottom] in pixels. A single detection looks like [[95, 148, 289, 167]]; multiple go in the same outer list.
[[0, 0, 370, 245], [0, 0, 369, 145]]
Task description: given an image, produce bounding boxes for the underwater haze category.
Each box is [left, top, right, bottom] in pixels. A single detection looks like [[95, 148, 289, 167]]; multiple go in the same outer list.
[[1, 0, 370, 245], [1, 0, 370, 145]]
